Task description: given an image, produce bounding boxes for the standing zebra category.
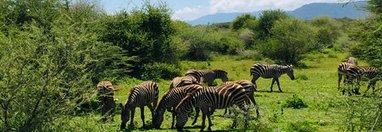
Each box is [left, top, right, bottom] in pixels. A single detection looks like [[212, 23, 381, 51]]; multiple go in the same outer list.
[[250, 63, 295, 92], [120, 81, 159, 129], [96, 81, 116, 122], [359, 66, 380, 94], [337, 62, 361, 91], [169, 76, 199, 90], [185, 69, 228, 86], [175, 83, 251, 131], [152, 84, 203, 129], [222, 80, 260, 117], [346, 57, 358, 65]]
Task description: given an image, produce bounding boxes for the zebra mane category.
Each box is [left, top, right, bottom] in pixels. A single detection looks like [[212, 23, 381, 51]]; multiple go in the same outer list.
[[155, 91, 169, 110]]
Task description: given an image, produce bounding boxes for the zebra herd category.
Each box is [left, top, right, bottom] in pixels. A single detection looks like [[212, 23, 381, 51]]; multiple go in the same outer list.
[[95, 58, 380, 131], [95, 63, 295, 131], [337, 57, 381, 95]]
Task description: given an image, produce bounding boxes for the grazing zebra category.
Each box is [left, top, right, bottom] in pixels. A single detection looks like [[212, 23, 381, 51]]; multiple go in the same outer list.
[[120, 81, 159, 129], [250, 63, 295, 92], [222, 80, 260, 118], [96, 81, 116, 122], [337, 62, 361, 91], [338, 64, 364, 95], [175, 83, 251, 131], [169, 76, 199, 90], [152, 84, 203, 129], [359, 66, 380, 94], [185, 69, 228, 86]]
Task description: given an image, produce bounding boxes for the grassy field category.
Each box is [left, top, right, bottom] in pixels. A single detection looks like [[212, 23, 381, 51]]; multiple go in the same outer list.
[[68, 50, 380, 131]]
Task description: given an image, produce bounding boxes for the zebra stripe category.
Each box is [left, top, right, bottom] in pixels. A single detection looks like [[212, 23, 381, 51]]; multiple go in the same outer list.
[[175, 83, 250, 131], [169, 76, 199, 90], [250, 63, 295, 92], [153, 84, 203, 129], [120, 81, 159, 129], [96, 81, 116, 122], [223, 80, 260, 117], [185, 69, 228, 86], [359, 66, 380, 93], [337, 62, 362, 95]]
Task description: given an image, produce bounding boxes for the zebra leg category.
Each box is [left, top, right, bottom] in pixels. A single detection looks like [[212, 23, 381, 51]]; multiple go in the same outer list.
[[130, 108, 135, 128], [276, 78, 282, 92], [191, 107, 200, 125], [207, 109, 214, 131], [338, 73, 342, 90], [171, 108, 175, 128], [201, 111, 207, 131], [140, 106, 145, 127], [147, 104, 155, 126], [270, 78, 276, 92], [248, 94, 260, 118]]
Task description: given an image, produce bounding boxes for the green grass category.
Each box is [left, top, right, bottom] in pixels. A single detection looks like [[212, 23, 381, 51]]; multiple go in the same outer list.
[[69, 50, 381, 131]]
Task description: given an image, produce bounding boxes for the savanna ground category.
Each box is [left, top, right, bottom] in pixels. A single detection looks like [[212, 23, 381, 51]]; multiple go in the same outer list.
[[68, 50, 379, 132]]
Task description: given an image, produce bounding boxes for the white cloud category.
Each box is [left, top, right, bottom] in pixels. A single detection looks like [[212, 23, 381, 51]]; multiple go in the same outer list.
[[173, 0, 349, 21]]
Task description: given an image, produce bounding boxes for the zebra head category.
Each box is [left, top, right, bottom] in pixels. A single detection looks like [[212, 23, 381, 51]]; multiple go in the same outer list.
[[214, 69, 228, 82], [286, 65, 295, 80], [119, 103, 130, 129], [175, 93, 195, 130], [152, 92, 169, 128], [96, 81, 114, 95]]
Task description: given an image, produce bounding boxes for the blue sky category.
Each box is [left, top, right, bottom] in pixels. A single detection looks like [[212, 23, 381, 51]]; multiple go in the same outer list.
[[99, 0, 351, 21]]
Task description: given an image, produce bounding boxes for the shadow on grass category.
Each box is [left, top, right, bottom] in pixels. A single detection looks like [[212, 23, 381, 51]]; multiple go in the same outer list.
[[255, 89, 294, 94]]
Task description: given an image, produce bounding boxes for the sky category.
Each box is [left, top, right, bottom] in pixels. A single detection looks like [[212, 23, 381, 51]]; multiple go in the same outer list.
[[99, 0, 352, 21]]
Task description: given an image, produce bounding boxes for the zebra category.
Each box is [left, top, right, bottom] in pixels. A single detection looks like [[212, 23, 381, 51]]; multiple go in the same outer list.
[[96, 81, 116, 122], [175, 83, 251, 131], [185, 69, 228, 86], [337, 62, 362, 92], [250, 63, 295, 92], [338, 64, 364, 95], [169, 76, 199, 90], [222, 80, 260, 118], [119, 81, 159, 129], [152, 84, 203, 129], [359, 66, 381, 94]]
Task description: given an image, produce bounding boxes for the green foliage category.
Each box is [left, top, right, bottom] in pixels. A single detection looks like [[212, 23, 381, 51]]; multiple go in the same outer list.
[[231, 14, 256, 30], [98, 4, 179, 77], [255, 9, 289, 40], [283, 94, 308, 109], [256, 18, 316, 65], [286, 120, 316, 132], [141, 63, 181, 81], [366, 0, 382, 15], [311, 16, 341, 49]]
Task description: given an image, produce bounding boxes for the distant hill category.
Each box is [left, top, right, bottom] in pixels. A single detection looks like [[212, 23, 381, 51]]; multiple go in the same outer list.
[[188, 1, 369, 25]]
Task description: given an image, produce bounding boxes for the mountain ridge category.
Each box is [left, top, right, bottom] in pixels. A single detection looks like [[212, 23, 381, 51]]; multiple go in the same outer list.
[[188, 1, 369, 25]]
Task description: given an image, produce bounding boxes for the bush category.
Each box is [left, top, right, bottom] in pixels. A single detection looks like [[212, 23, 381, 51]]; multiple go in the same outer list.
[[286, 120, 316, 132], [256, 18, 316, 65], [231, 14, 256, 30], [141, 63, 181, 81], [255, 9, 289, 40], [283, 94, 308, 109]]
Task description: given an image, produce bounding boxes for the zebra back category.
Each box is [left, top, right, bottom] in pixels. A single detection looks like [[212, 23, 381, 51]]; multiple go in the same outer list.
[[359, 66, 380, 80], [175, 83, 249, 129], [153, 84, 203, 128], [185, 69, 228, 84], [169, 76, 199, 90], [338, 62, 357, 74], [124, 81, 159, 108], [250, 63, 294, 80]]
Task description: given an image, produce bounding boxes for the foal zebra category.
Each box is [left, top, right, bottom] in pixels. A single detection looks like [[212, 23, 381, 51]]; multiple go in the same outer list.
[[222, 80, 260, 117], [169, 76, 199, 90], [96, 81, 116, 122], [250, 63, 295, 92], [185, 69, 228, 86], [152, 84, 203, 129], [175, 83, 251, 131], [120, 81, 159, 129]]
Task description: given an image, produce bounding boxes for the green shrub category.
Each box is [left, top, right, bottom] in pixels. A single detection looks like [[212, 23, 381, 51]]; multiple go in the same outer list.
[[141, 63, 181, 81], [283, 94, 308, 109], [286, 120, 316, 132], [255, 9, 289, 40]]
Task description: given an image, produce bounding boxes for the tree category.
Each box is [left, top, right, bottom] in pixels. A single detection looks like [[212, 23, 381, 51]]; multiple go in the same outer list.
[[255, 9, 289, 40], [231, 14, 256, 30], [257, 18, 316, 64]]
